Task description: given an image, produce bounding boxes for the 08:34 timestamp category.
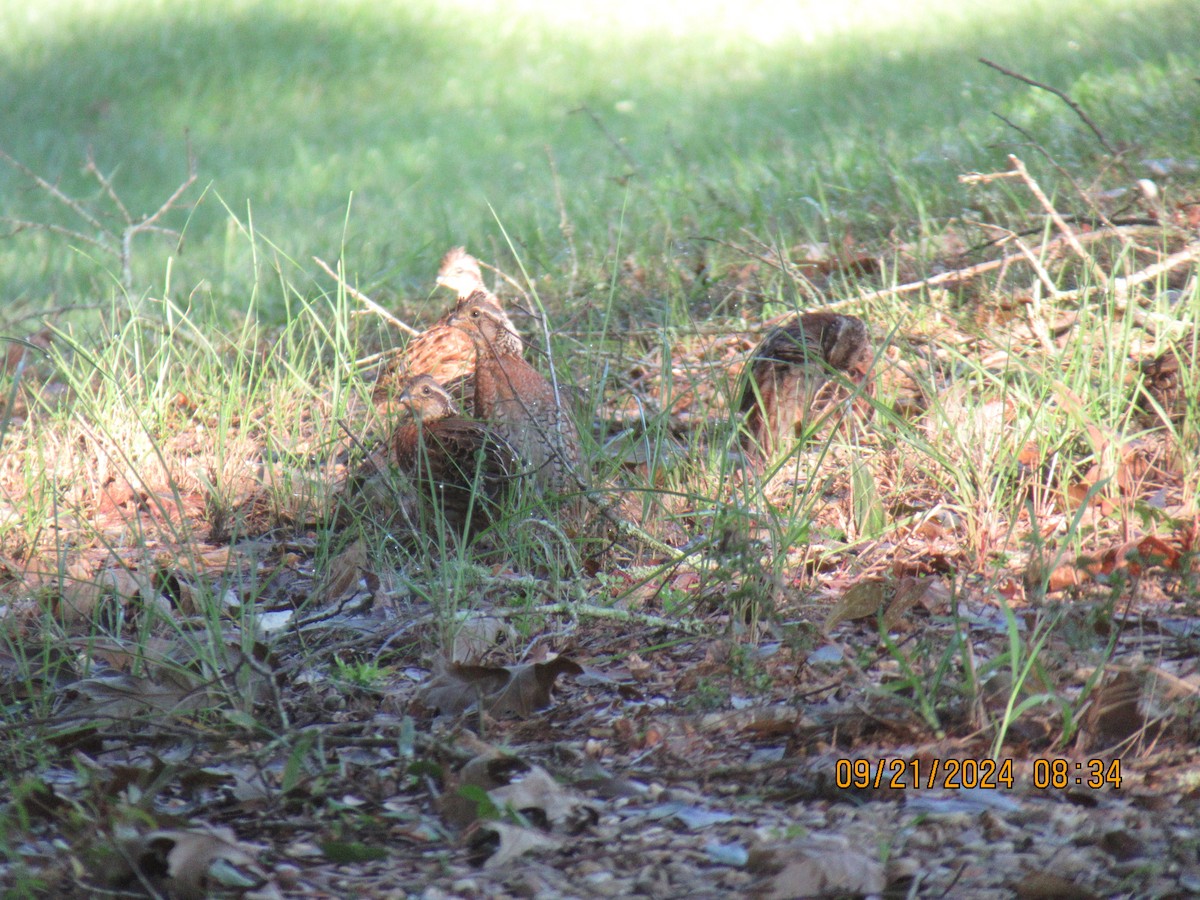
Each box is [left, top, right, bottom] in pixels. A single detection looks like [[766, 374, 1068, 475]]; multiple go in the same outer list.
[[835, 757, 1122, 790]]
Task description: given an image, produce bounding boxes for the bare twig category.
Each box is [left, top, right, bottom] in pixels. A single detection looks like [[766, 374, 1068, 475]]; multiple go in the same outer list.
[[570, 105, 639, 176], [312, 255, 418, 335], [979, 57, 1124, 163], [1007, 155, 1109, 289], [545, 145, 579, 291], [780, 256, 1012, 316], [1110, 241, 1200, 306], [1, 140, 197, 291], [990, 111, 1134, 243], [979, 223, 1062, 300], [0, 147, 109, 236], [1052, 240, 1200, 311]]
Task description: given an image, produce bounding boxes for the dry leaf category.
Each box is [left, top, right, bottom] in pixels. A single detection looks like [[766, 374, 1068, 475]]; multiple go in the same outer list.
[[824, 580, 886, 631], [59, 673, 201, 721], [122, 827, 265, 900], [471, 821, 563, 869], [419, 656, 582, 717], [489, 766, 598, 833], [882, 575, 948, 630], [1081, 670, 1145, 750], [58, 566, 158, 624], [452, 613, 516, 663], [442, 750, 597, 836], [748, 834, 885, 898], [317, 538, 371, 602]]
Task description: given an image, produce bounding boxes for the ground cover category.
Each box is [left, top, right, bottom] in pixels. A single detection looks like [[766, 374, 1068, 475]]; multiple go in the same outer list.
[[2, 1, 1200, 896]]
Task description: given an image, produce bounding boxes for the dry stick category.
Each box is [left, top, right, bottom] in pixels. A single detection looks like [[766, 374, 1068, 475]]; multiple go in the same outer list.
[[1, 143, 197, 291], [86, 141, 197, 290], [0, 148, 110, 237], [991, 111, 1134, 248], [979, 223, 1061, 300], [978, 57, 1127, 169], [978, 224, 1061, 354], [1053, 240, 1200, 308], [312, 255, 419, 336], [1007, 155, 1110, 289], [712, 218, 1181, 327]]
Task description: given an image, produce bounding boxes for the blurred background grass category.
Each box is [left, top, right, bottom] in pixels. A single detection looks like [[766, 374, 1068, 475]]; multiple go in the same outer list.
[[2, 0, 1198, 325]]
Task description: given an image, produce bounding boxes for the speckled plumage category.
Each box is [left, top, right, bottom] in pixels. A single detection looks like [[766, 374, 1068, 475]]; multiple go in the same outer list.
[[739, 312, 874, 460], [447, 294, 581, 495], [383, 375, 520, 536], [1139, 337, 1196, 426], [374, 250, 521, 413]]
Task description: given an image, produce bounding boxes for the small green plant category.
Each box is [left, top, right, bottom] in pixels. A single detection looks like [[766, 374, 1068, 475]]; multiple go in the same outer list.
[[332, 656, 391, 690]]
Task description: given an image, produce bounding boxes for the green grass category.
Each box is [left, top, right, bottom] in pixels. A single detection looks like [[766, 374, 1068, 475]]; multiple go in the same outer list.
[[2, 2, 1200, 892], [2, 0, 1198, 324]]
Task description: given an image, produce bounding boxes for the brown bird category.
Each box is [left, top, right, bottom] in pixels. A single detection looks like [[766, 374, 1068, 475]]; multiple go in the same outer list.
[[1138, 337, 1195, 426], [373, 248, 521, 412], [436, 246, 490, 299], [447, 293, 582, 495], [382, 375, 521, 536], [739, 312, 874, 461]]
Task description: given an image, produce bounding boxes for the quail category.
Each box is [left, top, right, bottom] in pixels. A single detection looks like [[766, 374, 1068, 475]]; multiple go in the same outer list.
[[739, 312, 874, 461], [447, 293, 581, 495], [1138, 337, 1195, 426], [382, 374, 521, 536], [374, 248, 521, 412], [436, 246, 490, 299]]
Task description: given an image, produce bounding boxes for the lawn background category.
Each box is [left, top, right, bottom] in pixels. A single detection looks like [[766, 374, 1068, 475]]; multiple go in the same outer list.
[[3, 0, 1198, 326]]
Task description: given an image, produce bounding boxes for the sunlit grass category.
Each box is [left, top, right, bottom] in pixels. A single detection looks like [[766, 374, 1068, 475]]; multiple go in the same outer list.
[[2, 0, 1198, 324]]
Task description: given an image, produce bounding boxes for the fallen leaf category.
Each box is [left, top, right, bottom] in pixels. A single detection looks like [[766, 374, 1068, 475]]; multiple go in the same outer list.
[[1081, 670, 1145, 750], [471, 820, 563, 869], [452, 613, 516, 663], [418, 656, 582, 717], [748, 834, 885, 898], [882, 575, 945, 630], [1013, 871, 1099, 899], [122, 827, 265, 900], [824, 580, 886, 631]]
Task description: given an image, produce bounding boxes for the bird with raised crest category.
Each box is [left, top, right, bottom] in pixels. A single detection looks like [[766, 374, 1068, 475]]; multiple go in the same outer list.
[[436, 246, 492, 300], [373, 248, 521, 413], [739, 312, 874, 462], [447, 292, 581, 496], [373, 374, 521, 537]]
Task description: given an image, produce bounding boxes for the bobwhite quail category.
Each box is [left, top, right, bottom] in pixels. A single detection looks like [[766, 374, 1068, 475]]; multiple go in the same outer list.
[[739, 312, 874, 461], [377, 374, 521, 536], [373, 248, 520, 412], [447, 293, 581, 495], [1138, 337, 1196, 426], [436, 246, 489, 298]]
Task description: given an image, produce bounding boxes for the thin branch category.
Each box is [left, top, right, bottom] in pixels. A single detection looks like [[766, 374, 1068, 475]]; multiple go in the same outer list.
[[1, 218, 111, 252], [979, 223, 1062, 301], [990, 111, 1134, 243], [569, 104, 639, 176], [312, 255, 418, 335], [979, 57, 1123, 162], [2, 140, 198, 291], [85, 147, 133, 225], [132, 137, 197, 232], [0, 148, 109, 236], [1007, 155, 1109, 289]]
